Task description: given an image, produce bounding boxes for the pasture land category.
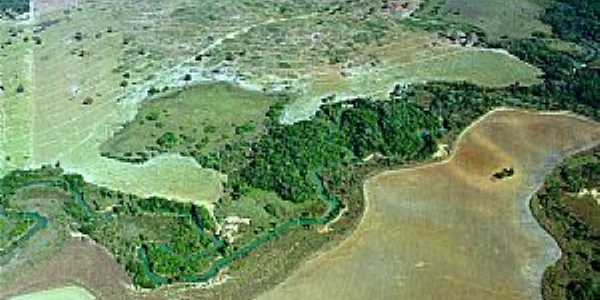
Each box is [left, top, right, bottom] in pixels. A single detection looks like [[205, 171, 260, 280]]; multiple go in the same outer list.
[[66, 154, 226, 208], [1, 0, 542, 199], [10, 286, 96, 300], [256, 109, 600, 300], [280, 35, 542, 123], [102, 83, 282, 162], [2, 1, 231, 205], [438, 0, 553, 40], [0, 22, 33, 175], [33, 0, 78, 16]]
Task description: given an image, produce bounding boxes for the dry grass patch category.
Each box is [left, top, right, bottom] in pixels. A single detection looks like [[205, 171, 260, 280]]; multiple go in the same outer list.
[[442, 0, 553, 40], [282, 33, 542, 123], [0, 22, 33, 175]]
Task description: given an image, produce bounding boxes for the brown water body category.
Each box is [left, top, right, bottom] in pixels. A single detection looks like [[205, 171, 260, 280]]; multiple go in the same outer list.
[[257, 109, 600, 300]]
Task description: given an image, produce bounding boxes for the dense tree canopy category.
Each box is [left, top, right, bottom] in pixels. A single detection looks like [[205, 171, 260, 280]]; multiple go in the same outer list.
[[0, 0, 28, 17]]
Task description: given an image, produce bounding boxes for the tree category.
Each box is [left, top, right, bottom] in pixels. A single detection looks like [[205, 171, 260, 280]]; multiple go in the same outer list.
[[156, 132, 178, 148], [16, 83, 24, 93]]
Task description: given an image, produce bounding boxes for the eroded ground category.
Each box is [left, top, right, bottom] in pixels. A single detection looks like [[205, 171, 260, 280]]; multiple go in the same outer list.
[[257, 109, 600, 300]]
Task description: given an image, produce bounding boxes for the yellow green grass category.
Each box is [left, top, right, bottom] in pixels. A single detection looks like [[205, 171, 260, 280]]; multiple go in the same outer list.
[[0, 22, 33, 175], [2, 2, 229, 205], [2, 0, 544, 207], [10, 286, 95, 300], [442, 0, 553, 40], [257, 109, 600, 300], [67, 154, 225, 208], [281, 32, 542, 122], [101, 83, 280, 158]]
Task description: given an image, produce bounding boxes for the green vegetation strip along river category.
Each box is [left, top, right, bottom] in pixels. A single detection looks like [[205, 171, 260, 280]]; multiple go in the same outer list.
[[0, 178, 91, 262], [138, 173, 342, 286], [0, 212, 47, 263], [0, 167, 342, 287]]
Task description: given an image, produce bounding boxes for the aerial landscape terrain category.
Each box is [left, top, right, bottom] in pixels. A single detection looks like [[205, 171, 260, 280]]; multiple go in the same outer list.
[[0, 0, 598, 299]]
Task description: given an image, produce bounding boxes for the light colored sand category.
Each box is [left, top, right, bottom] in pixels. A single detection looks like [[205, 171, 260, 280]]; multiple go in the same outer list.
[[257, 109, 600, 300], [10, 286, 95, 300]]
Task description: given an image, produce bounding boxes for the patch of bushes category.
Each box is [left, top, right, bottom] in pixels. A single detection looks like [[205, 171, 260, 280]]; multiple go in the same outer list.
[[542, 0, 600, 45], [156, 132, 178, 148], [198, 96, 441, 204], [0, 0, 29, 17]]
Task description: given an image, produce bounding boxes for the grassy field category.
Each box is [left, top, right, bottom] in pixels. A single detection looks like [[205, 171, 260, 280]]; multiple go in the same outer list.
[[1, 0, 542, 200], [33, 0, 78, 16], [438, 0, 553, 40], [280, 33, 542, 123], [256, 109, 600, 300], [209, 2, 542, 123], [10, 286, 95, 300], [101, 83, 283, 162], [0, 21, 34, 175], [4, 1, 235, 205], [67, 154, 225, 208]]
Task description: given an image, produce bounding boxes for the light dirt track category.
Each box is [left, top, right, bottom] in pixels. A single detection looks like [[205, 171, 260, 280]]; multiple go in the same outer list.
[[257, 109, 600, 300]]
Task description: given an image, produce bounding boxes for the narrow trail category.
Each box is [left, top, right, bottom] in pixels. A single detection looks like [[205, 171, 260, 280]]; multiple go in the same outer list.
[[24, 0, 35, 168]]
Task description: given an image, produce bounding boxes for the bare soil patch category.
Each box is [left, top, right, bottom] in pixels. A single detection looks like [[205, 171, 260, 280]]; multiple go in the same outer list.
[[1, 238, 133, 300]]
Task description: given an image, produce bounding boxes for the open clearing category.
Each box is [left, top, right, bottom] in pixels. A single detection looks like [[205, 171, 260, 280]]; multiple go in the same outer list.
[[33, 0, 79, 16], [65, 154, 225, 207], [439, 0, 553, 40], [0, 21, 33, 175], [257, 109, 600, 300], [101, 83, 281, 161], [2, 1, 235, 205], [10, 286, 95, 300], [280, 40, 542, 123]]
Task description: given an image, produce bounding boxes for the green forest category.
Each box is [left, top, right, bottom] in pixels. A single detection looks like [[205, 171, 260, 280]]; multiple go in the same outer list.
[[0, 0, 28, 17], [532, 148, 600, 300]]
